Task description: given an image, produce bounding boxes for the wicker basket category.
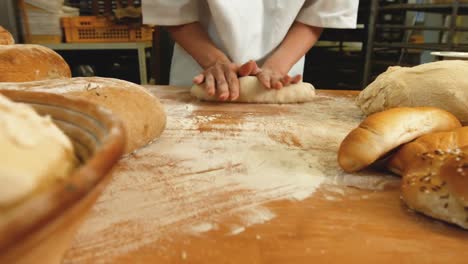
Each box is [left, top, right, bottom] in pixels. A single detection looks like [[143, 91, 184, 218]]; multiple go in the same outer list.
[[61, 16, 152, 43], [0, 90, 125, 264]]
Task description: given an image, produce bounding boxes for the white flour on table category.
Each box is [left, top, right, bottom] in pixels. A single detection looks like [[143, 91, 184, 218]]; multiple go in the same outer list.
[[64, 94, 398, 262]]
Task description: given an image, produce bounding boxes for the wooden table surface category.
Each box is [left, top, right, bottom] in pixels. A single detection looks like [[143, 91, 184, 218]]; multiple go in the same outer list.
[[63, 86, 468, 264]]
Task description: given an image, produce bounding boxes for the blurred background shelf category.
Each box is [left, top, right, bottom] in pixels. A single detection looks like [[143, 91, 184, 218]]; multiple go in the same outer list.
[[42, 42, 152, 84], [380, 3, 468, 13], [363, 0, 468, 87]]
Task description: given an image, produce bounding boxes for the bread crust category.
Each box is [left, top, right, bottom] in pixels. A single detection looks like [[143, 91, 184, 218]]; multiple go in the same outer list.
[[0, 26, 14, 45], [387, 127, 468, 175], [401, 145, 468, 229], [0, 77, 166, 153], [338, 107, 461, 172], [0, 44, 71, 82]]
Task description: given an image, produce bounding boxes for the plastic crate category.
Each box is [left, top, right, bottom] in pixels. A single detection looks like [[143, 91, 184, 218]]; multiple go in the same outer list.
[[61, 16, 152, 43], [65, 0, 141, 15]]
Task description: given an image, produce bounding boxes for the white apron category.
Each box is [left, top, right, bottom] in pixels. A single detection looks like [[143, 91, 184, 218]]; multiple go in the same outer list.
[[142, 0, 360, 86]]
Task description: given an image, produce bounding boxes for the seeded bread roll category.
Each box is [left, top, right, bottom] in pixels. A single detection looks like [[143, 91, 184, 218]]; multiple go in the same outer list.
[[0, 77, 166, 153], [0, 26, 14, 45], [0, 44, 71, 82], [387, 127, 468, 176], [401, 145, 468, 229], [338, 107, 461, 173]]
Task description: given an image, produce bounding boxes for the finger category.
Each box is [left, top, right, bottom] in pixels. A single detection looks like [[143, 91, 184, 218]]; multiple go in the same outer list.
[[281, 75, 291, 86], [193, 74, 204, 84], [291, 74, 302, 84], [272, 79, 283, 90], [270, 74, 283, 90], [214, 67, 229, 100], [205, 73, 215, 96], [257, 72, 271, 89], [225, 67, 240, 100], [239, 60, 261, 76]]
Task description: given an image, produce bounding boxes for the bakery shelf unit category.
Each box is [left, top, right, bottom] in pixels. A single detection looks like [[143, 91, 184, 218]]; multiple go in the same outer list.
[[42, 42, 152, 84], [363, 0, 468, 86], [303, 0, 370, 90]]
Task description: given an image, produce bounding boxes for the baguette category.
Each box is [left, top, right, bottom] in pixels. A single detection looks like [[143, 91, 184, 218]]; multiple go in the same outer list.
[[338, 107, 461, 172]]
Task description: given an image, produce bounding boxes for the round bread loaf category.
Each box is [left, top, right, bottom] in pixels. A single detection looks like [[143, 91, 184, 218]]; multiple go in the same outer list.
[[401, 145, 468, 229], [338, 107, 461, 173], [387, 127, 468, 176], [0, 44, 71, 82], [0, 77, 166, 153], [0, 26, 14, 45]]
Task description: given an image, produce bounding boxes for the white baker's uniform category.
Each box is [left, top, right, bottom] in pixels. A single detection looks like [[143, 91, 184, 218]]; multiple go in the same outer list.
[[142, 0, 359, 86]]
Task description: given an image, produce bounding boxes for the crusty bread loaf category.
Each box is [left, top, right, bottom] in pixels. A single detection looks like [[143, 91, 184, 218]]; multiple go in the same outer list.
[[0, 44, 71, 82], [401, 145, 468, 229], [338, 107, 461, 173], [0, 26, 14, 45], [387, 127, 468, 176], [0, 77, 166, 153], [356, 60, 468, 124]]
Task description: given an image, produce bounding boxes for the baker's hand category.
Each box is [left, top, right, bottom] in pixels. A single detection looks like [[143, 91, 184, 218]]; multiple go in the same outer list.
[[257, 62, 302, 89], [193, 60, 260, 101]]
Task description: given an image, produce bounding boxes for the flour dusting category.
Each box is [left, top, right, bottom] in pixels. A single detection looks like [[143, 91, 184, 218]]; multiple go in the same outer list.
[[64, 92, 398, 263]]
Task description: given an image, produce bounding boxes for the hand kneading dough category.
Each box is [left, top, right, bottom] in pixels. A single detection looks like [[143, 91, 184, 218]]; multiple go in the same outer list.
[[0, 94, 76, 207], [0, 44, 71, 82], [338, 106, 461, 173], [0, 77, 166, 153], [0, 26, 14, 45], [357, 60, 468, 123], [191, 76, 315, 103]]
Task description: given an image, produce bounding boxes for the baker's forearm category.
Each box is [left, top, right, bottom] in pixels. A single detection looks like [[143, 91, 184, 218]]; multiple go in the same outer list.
[[166, 22, 230, 69], [263, 22, 323, 74]]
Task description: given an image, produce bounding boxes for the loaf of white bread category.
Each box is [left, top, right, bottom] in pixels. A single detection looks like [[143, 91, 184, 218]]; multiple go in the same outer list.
[[337, 107, 461, 173], [0, 77, 166, 153], [0, 94, 76, 208]]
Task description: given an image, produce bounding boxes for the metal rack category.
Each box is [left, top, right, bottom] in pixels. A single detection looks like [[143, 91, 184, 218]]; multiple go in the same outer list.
[[363, 0, 468, 87], [302, 0, 371, 90]]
